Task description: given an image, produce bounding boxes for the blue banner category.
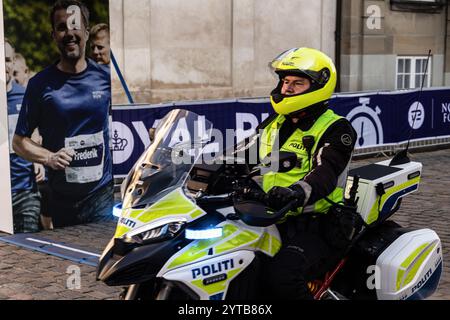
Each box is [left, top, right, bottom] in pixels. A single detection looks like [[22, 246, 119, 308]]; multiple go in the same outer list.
[[111, 88, 450, 176], [330, 89, 450, 147]]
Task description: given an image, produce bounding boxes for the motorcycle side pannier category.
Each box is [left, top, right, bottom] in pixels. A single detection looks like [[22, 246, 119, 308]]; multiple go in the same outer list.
[[375, 228, 442, 300], [336, 223, 442, 300], [345, 160, 422, 226]]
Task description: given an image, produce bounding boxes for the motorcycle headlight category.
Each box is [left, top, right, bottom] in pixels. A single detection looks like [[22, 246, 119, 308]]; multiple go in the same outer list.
[[185, 227, 223, 240], [123, 219, 186, 244]]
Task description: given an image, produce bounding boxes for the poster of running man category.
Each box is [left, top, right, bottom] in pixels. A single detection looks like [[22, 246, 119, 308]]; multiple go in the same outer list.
[[1, 0, 112, 234]]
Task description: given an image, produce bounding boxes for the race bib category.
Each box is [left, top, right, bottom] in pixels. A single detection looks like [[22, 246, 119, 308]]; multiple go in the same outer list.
[[65, 131, 105, 183]]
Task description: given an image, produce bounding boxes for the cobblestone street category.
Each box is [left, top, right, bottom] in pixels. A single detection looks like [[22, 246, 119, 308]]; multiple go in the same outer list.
[[0, 148, 449, 300]]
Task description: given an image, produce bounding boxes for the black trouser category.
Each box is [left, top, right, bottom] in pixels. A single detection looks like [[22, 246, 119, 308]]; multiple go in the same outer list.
[[263, 214, 346, 300], [48, 181, 114, 228], [37, 181, 50, 217], [12, 189, 41, 233]]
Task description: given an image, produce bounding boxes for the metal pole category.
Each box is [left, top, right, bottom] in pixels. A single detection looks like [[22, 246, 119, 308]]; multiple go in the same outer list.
[[111, 50, 135, 105], [335, 0, 343, 92]]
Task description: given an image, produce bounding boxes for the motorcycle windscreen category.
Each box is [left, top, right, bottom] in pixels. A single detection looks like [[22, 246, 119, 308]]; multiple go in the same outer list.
[[121, 109, 213, 209]]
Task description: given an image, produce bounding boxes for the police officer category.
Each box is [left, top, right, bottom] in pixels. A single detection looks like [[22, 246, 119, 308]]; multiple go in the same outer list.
[[261, 48, 357, 299]]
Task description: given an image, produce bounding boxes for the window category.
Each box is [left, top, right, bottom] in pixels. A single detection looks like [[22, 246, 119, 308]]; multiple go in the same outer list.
[[393, 0, 442, 3], [396, 56, 432, 90], [390, 0, 445, 13]]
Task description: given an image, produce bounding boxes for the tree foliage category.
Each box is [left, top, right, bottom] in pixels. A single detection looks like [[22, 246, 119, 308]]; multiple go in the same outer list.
[[3, 0, 109, 72]]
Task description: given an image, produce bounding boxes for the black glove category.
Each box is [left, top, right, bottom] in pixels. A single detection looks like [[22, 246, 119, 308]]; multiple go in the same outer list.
[[266, 185, 305, 210]]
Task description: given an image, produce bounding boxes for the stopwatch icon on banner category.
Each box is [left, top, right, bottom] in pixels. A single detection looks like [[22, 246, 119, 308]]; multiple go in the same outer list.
[[346, 97, 384, 147]]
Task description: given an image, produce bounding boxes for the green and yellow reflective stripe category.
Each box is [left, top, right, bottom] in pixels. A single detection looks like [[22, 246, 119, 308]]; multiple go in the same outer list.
[[396, 243, 428, 290], [137, 189, 202, 223], [270, 234, 281, 256], [190, 268, 242, 295], [167, 224, 239, 269], [314, 187, 343, 213], [396, 242, 435, 291], [114, 225, 131, 238], [129, 209, 144, 219], [402, 244, 436, 289], [257, 233, 271, 254], [215, 230, 259, 255], [190, 209, 204, 219], [114, 189, 204, 238], [248, 232, 281, 256], [367, 177, 420, 225]]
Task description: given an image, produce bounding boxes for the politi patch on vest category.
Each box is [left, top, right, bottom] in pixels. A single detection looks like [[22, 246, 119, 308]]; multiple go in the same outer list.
[[288, 142, 306, 151]]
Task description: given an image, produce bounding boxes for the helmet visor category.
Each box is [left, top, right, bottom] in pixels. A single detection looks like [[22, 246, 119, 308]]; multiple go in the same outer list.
[[269, 47, 329, 85], [268, 47, 298, 79]]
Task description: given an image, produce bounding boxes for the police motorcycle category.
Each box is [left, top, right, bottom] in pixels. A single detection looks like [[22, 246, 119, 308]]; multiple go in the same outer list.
[[97, 109, 443, 300]]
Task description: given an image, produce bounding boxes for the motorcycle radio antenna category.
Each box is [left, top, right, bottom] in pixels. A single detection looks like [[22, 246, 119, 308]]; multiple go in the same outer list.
[[389, 49, 432, 166]]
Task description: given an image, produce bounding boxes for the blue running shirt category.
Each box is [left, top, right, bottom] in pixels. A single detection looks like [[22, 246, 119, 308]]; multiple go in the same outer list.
[[8, 81, 36, 193], [15, 59, 112, 198]]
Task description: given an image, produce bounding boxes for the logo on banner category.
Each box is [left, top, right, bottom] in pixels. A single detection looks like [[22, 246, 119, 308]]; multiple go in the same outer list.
[[346, 97, 384, 148], [111, 121, 134, 165], [408, 102, 425, 129], [112, 130, 128, 151]]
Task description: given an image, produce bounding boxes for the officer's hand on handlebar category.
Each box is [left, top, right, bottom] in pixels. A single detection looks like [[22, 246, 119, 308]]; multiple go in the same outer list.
[[235, 187, 264, 203], [246, 189, 267, 203], [266, 185, 305, 210]]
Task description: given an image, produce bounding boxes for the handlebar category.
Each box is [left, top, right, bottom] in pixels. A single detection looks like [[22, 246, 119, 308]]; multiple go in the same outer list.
[[246, 189, 268, 203], [234, 183, 298, 213], [198, 180, 299, 227], [276, 199, 298, 218], [232, 197, 298, 227]]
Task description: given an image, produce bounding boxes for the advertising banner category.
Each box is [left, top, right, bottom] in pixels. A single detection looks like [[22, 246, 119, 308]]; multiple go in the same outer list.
[[111, 99, 273, 176], [1, 0, 111, 233], [111, 88, 450, 176], [0, 0, 14, 234], [331, 89, 450, 147]]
